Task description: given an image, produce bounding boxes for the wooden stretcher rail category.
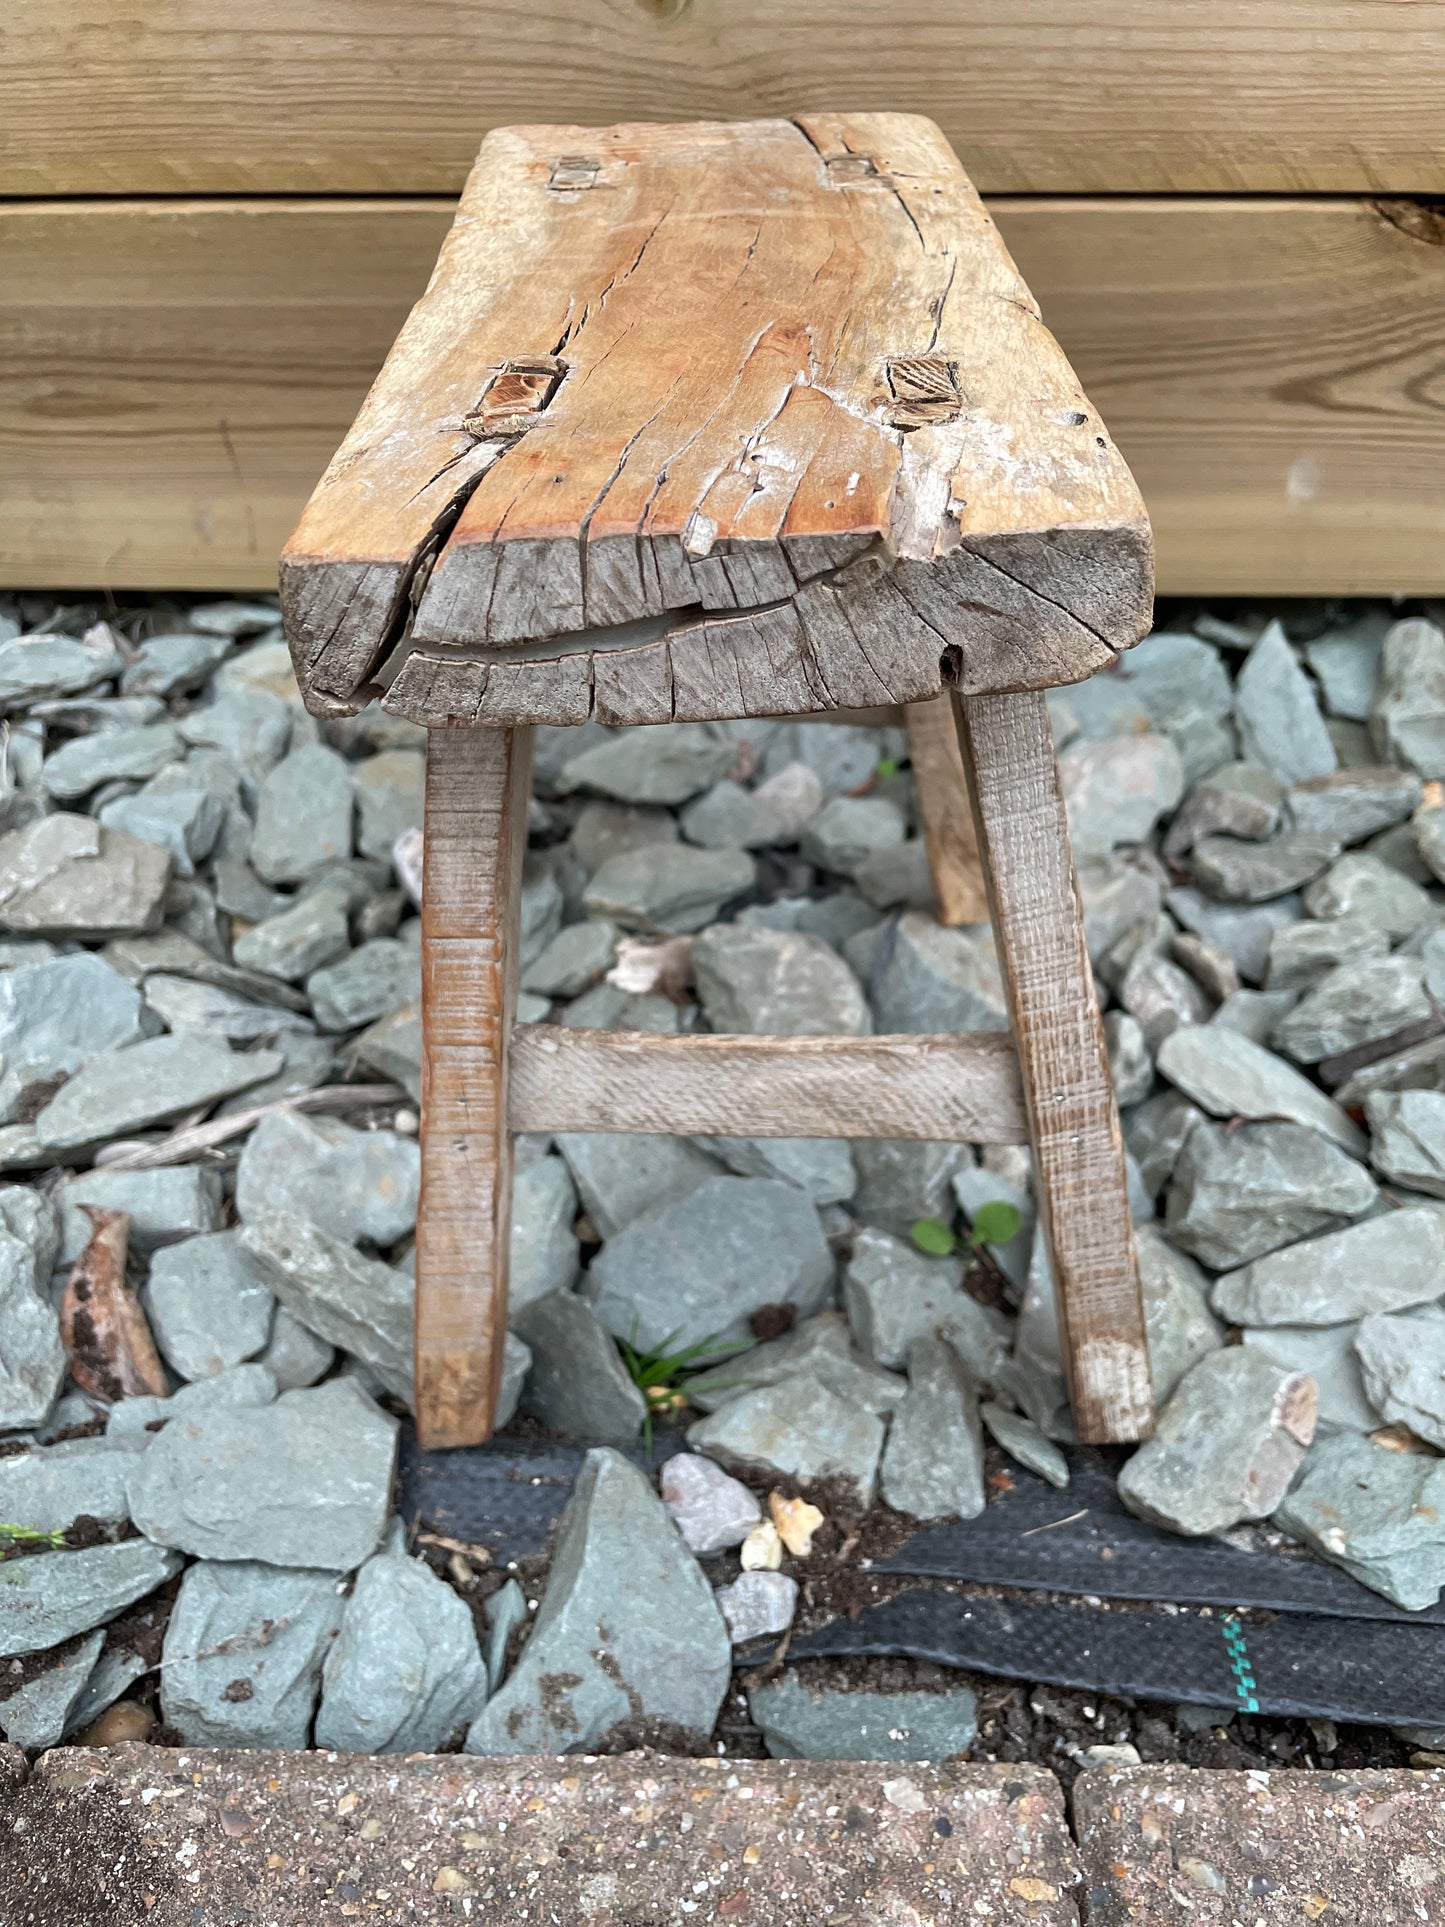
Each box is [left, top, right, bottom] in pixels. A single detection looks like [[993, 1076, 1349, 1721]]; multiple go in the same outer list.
[[507, 1027, 1029, 1143]]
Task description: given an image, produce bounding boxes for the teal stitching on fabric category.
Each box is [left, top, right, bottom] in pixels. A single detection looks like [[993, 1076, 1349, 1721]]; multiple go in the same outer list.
[[1221, 1613, 1260, 1714]]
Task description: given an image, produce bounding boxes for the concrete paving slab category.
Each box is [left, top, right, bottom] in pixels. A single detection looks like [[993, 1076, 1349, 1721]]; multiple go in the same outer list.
[[12, 1745, 1081, 1927], [1073, 1763, 1445, 1924]]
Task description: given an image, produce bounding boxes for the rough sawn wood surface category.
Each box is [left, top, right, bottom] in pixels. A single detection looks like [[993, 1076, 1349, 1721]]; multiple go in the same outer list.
[[281, 112, 1152, 727]]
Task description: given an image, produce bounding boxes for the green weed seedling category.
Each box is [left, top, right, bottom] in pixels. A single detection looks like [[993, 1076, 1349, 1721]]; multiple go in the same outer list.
[[618, 1329, 754, 1452], [0, 1523, 66, 1550], [911, 1198, 1023, 1259]]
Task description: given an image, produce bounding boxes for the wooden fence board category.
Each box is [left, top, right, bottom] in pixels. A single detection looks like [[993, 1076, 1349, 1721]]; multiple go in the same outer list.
[[3, 196, 1442, 596], [5, 0, 1444, 196]]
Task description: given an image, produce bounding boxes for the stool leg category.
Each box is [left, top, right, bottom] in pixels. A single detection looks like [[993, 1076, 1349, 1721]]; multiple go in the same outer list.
[[415, 723, 534, 1449], [951, 689, 1153, 1444], [905, 696, 989, 926]]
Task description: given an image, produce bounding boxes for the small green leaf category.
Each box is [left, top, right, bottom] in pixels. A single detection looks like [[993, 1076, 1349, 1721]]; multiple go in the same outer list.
[[968, 1199, 1023, 1248], [910, 1217, 957, 1257], [0, 1522, 65, 1548], [875, 757, 900, 778]]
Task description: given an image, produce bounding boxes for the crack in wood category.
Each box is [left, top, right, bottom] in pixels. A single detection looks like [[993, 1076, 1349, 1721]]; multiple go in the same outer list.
[[282, 113, 1151, 724]]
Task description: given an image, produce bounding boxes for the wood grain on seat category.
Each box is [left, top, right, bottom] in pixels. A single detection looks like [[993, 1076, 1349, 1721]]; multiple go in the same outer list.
[[281, 113, 1151, 728]]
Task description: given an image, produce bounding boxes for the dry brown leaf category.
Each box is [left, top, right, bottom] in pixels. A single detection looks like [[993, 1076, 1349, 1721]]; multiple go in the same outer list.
[[60, 1205, 169, 1403]]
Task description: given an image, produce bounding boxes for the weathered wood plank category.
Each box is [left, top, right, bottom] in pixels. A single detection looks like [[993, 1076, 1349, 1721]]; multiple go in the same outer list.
[[282, 115, 1150, 725], [3, 197, 1442, 598], [416, 724, 533, 1449], [952, 689, 1153, 1445], [5, 0, 1443, 196], [507, 1027, 1028, 1143], [905, 697, 989, 927]]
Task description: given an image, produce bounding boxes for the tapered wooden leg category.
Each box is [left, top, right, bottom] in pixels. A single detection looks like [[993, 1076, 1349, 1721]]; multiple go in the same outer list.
[[905, 696, 989, 926], [415, 723, 534, 1448], [951, 689, 1153, 1444]]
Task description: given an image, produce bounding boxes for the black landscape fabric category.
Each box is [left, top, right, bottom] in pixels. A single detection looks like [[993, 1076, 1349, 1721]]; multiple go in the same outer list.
[[402, 1427, 1445, 1724], [790, 1587, 1445, 1728]]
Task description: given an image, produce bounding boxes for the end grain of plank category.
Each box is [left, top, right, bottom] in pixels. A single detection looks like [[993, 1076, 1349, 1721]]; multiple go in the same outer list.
[[416, 724, 534, 1447], [952, 688, 1153, 1444]]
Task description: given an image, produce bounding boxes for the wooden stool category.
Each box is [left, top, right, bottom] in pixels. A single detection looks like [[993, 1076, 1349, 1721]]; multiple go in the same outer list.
[[281, 113, 1155, 1453]]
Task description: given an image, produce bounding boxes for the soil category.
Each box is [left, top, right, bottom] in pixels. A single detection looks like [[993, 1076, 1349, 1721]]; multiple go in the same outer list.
[[8, 1405, 1420, 1779], [724, 1655, 1417, 1781], [402, 1446, 1428, 1781]]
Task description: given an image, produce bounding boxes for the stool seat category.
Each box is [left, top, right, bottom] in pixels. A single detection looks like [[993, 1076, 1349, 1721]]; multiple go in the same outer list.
[[282, 113, 1151, 730]]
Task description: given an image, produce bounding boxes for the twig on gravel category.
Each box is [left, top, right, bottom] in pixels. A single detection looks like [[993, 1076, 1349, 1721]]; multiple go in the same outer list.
[[1019, 1509, 1090, 1538], [92, 1082, 408, 1172]]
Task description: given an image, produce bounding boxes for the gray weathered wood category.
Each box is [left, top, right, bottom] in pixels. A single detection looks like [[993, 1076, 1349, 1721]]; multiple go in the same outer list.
[[952, 688, 1153, 1444], [416, 723, 533, 1448], [508, 1028, 1027, 1142]]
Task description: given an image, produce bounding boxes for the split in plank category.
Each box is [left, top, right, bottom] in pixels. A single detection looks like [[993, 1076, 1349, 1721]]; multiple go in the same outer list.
[[282, 114, 1150, 726]]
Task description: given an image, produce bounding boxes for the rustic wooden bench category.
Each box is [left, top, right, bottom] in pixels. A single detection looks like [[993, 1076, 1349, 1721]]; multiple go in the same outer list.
[[281, 112, 1155, 1453]]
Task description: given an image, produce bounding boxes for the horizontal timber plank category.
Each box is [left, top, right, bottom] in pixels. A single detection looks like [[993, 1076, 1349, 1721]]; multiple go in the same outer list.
[[3, 196, 1442, 596], [4, 1, 1443, 195], [506, 1028, 1029, 1143]]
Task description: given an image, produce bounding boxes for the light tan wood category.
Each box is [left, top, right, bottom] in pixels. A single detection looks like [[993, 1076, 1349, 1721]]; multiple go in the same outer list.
[[952, 689, 1152, 1445], [904, 697, 988, 927], [416, 723, 533, 1449], [508, 1027, 1027, 1143], [6, 0, 1443, 196], [281, 115, 1151, 726], [4, 197, 1443, 599]]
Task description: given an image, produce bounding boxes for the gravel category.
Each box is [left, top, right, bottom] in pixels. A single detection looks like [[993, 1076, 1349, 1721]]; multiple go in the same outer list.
[[315, 1535, 489, 1754], [692, 922, 871, 1036], [126, 1377, 398, 1568], [748, 1672, 978, 1761], [465, 1448, 731, 1755], [1117, 1349, 1317, 1536], [161, 1560, 347, 1748], [585, 1174, 834, 1352], [0, 1541, 183, 1659], [2, 587, 1444, 1764], [877, 1336, 985, 1521], [687, 1375, 887, 1510]]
